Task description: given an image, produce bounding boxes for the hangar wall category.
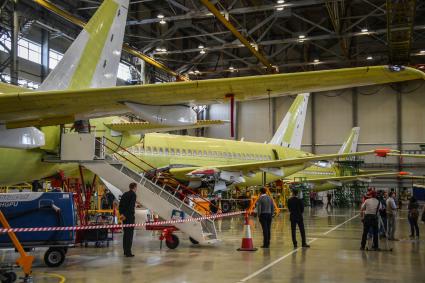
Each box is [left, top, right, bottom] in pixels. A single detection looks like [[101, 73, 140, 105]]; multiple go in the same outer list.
[[206, 80, 425, 170]]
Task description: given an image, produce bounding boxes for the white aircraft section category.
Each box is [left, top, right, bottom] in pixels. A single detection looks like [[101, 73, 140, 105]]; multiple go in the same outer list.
[[0, 125, 45, 149]]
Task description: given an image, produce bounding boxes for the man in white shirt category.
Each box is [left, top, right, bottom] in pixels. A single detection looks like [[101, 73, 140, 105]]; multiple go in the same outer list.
[[386, 191, 398, 241], [360, 191, 380, 250]]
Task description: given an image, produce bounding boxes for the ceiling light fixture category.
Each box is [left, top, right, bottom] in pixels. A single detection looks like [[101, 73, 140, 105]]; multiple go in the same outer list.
[[198, 44, 204, 49], [200, 49, 206, 54], [361, 28, 368, 33], [157, 14, 164, 19], [366, 56, 373, 60], [159, 19, 166, 25], [277, 0, 285, 3]]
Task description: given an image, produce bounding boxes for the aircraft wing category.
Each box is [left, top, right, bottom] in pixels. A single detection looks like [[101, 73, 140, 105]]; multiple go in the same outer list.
[[284, 171, 409, 185], [105, 120, 226, 134], [387, 153, 425, 158], [170, 149, 395, 177], [1, 65, 423, 128]]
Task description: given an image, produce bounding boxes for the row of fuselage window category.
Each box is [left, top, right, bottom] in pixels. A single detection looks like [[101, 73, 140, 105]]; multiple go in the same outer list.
[[299, 170, 335, 176], [127, 145, 273, 161]]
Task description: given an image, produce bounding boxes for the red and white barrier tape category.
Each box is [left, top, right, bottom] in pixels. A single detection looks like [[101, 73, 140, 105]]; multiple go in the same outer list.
[[0, 211, 245, 233]]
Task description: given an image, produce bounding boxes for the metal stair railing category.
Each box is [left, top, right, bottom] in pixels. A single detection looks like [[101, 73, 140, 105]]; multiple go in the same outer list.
[[97, 136, 219, 214], [94, 138, 218, 239]]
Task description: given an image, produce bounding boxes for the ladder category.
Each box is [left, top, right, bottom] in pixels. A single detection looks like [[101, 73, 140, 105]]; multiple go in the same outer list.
[[58, 133, 219, 245]]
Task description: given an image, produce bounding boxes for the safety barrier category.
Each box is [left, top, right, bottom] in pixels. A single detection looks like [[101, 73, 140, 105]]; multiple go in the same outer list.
[[0, 211, 245, 233]]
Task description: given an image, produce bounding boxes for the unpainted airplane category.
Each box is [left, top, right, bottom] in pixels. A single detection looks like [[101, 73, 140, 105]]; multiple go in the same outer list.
[[124, 95, 402, 191], [0, 0, 420, 186]]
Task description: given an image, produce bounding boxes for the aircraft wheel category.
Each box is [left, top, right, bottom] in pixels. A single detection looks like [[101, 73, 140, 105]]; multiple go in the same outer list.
[[165, 234, 180, 249]]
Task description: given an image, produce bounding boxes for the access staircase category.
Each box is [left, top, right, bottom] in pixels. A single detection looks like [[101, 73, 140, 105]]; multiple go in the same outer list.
[[55, 132, 219, 245]]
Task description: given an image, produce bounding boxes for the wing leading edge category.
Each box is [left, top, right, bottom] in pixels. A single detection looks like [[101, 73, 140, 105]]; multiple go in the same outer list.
[[1, 66, 424, 128]]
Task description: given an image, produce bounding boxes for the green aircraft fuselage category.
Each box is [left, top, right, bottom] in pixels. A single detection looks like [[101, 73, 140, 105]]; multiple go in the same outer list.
[[0, 118, 142, 186]]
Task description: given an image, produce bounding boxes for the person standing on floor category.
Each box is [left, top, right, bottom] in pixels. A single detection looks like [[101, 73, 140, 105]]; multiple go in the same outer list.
[[377, 191, 387, 238], [287, 189, 310, 249], [407, 196, 420, 239], [360, 190, 380, 250], [386, 191, 398, 241], [119, 182, 138, 257], [326, 192, 333, 210], [257, 187, 275, 248]]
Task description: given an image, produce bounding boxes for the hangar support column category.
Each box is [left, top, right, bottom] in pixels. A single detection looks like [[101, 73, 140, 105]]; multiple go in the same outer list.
[[311, 93, 316, 154], [40, 29, 49, 81], [396, 84, 403, 190], [352, 88, 358, 127], [10, 0, 19, 85]]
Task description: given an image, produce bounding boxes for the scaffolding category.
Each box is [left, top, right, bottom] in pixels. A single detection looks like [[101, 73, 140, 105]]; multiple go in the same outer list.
[[334, 159, 368, 208]]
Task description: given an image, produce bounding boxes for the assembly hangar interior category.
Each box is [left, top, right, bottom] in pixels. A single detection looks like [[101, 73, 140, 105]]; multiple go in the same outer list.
[[0, 0, 425, 283]]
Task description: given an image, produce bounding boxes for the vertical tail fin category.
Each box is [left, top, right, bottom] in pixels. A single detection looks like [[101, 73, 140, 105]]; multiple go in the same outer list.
[[270, 93, 309, 149], [338, 127, 360, 154], [39, 0, 129, 91]]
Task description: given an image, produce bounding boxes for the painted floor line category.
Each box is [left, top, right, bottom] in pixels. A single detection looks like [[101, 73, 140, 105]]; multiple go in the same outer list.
[[322, 214, 360, 235], [237, 213, 360, 283]]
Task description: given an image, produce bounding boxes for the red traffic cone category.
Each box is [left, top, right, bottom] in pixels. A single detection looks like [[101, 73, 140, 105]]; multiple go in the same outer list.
[[237, 214, 257, 251]]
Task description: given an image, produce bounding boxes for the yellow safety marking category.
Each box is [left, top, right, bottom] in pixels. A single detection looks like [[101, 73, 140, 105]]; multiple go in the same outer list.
[[35, 272, 66, 283]]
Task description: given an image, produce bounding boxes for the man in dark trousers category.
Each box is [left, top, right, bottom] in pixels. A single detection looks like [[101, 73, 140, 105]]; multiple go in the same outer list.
[[257, 187, 275, 248], [119, 182, 138, 257], [287, 189, 310, 248]]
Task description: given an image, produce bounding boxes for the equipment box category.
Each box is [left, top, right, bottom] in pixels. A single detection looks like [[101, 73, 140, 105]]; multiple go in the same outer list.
[[0, 192, 76, 247]]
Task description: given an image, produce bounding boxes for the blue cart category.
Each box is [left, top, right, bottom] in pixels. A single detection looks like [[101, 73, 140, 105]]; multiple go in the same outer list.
[[0, 192, 76, 267]]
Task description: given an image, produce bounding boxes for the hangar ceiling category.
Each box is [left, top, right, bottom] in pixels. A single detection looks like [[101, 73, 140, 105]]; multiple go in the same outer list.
[[0, 0, 424, 81]]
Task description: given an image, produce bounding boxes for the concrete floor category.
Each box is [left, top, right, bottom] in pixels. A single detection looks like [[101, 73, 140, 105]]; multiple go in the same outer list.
[[2, 207, 424, 283]]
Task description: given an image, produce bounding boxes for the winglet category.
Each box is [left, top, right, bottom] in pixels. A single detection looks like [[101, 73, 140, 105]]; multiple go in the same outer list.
[[270, 93, 309, 149], [338, 127, 360, 154]]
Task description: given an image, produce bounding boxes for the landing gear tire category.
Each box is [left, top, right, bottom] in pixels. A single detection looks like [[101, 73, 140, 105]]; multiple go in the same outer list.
[[165, 234, 180, 249], [189, 237, 199, 245], [44, 248, 66, 267]]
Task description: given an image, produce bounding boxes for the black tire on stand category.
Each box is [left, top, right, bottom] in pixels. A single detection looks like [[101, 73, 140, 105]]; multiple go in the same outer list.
[[44, 247, 66, 267], [221, 201, 231, 213], [189, 237, 199, 245], [165, 234, 180, 249], [2, 271, 17, 283]]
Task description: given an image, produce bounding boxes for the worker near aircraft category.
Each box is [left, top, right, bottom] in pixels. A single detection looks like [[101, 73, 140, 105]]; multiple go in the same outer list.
[[257, 187, 275, 248], [360, 190, 380, 250], [386, 191, 398, 241], [119, 182, 138, 257], [287, 189, 310, 249]]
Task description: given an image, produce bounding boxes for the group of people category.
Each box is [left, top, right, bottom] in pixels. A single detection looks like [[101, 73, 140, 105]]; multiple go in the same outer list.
[[257, 188, 310, 249], [119, 182, 423, 256], [360, 189, 423, 251]]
